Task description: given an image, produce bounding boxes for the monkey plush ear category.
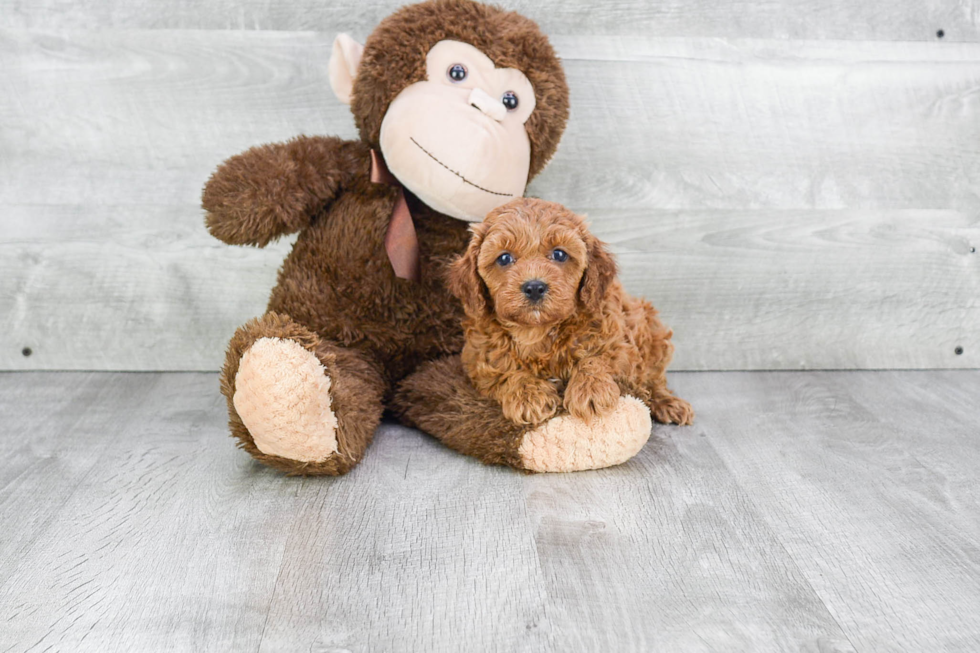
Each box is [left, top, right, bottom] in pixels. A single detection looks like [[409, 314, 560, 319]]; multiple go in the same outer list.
[[329, 34, 364, 105], [447, 226, 491, 319], [579, 233, 618, 313]]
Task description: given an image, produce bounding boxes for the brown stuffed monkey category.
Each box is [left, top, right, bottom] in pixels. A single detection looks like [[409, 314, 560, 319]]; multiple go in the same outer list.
[[203, 0, 654, 475]]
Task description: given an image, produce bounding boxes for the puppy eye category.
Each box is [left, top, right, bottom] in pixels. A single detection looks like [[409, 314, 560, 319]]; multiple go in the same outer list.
[[447, 64, 467, 82], [496, 252, 514, 266], [551, 248, 568, 263]]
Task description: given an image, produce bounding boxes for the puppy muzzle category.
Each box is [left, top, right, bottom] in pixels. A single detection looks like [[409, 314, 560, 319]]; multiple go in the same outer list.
[[521, 279, 548, 304]]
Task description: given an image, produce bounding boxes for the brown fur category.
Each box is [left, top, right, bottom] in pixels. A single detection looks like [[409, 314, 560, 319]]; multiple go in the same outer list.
[[394, 356, 529, 469], [448, 198, 695, 427], [391, 355, 657, 471], [221, 313, 385, 475], [203, 0, 569, 474]]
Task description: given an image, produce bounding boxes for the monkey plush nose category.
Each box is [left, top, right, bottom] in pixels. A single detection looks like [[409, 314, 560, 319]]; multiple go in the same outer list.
[[468, 88, 507, 122], [521, 279, 549, 303]]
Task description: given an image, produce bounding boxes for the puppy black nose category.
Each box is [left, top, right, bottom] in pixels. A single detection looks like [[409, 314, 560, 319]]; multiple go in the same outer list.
[[521, 279, 549, 303]]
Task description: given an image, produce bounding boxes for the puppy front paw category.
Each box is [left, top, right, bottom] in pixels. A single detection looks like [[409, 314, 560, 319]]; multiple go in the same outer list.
[[651, 396, 695, 425], [501, 381, 561, 426], [564, 373, 620, 423]]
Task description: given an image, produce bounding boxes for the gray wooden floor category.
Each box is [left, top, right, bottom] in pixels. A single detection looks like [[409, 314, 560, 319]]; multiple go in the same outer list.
[[1, 371, 978, 652]]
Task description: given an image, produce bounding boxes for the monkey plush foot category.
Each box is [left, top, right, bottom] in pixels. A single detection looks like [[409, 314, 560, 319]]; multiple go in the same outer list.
[[220, 312, 385, 475], [234, 337, 339, 462], [517, 396, 651, 472], [393, 357, 652, 473]]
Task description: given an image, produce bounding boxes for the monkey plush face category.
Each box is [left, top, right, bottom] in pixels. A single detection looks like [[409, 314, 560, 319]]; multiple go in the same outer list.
[[378, 41, 536, 221], [328, 0, 569, 223]]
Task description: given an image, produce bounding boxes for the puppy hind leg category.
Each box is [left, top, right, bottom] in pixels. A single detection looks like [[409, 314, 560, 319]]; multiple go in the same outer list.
[[632, 302, 694, 425], [644, 373, 695, 426]]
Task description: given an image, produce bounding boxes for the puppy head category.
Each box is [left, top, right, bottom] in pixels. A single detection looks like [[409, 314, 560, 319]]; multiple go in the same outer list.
[[448, 198, 616, 327]]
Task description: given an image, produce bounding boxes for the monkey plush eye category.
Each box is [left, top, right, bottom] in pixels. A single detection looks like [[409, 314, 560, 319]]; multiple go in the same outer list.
[[447, 64, 467, 82], [496, 252, 514, 266], [501, 91, 519, 110], [551, 248, 568, 263]]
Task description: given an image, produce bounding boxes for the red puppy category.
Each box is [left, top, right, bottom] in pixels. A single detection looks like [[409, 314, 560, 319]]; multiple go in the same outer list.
[[449, 198, 694, 426]]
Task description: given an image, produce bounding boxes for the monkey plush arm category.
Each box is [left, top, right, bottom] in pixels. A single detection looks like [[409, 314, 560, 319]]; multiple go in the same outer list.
[[202, 136, 368, 247]]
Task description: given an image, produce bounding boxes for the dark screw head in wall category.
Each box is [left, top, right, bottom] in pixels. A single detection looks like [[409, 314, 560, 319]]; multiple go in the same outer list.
[[22, 347, 32, 357], [955, 346, 964, 355], [937, 29, 945, 38]]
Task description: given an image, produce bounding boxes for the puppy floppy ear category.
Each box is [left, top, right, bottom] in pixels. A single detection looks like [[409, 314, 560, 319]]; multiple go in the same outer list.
[[448, 225, 491, 318], [579, 233, 617, 313]]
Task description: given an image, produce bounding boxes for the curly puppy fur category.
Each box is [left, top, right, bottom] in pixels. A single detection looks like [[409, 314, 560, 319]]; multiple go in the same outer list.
[[202, 0, 569, 474], [448, 198, 695, 427]]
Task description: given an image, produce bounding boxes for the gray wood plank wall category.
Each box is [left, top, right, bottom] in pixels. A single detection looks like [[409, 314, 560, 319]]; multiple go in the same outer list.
[[1, 2, 978, 371]]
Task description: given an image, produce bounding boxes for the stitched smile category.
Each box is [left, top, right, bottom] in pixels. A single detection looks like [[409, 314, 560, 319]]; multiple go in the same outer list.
[[410, 137, 514, 197]]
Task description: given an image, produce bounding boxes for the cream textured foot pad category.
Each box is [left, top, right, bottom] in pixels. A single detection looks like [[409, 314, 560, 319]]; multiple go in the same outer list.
[[518, 395, 652, 472], [233, 337, 339, 462]]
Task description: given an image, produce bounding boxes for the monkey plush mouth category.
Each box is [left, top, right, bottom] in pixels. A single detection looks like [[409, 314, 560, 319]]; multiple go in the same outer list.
[[410, 137, 514, 198]]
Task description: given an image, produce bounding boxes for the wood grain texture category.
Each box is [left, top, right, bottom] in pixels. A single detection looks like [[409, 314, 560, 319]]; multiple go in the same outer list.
[[253, 424, 555, 653], [606, 208, 980, 371], [544, 37, 980, 215], [1, 0, 977, 42], [0, 370, 861, 652], [3, 31, 979, 212], [0, 29, 355, 207], [4, 370, 980, 651], [2, 205, 976, 371], [0, 205, 292, 371], [2, 30, 978, 371], [688, 370, 980, 652], [0, 372, 304, 651], [521, 432, 856, 652], [0, 373, 158, 592], [0, 206, 980, 370]]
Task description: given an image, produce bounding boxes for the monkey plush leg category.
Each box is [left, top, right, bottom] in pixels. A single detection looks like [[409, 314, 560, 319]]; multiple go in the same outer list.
[[392, 358, 528, 468], [221, 313, 384, 475], [392, 357, 652, 473]]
